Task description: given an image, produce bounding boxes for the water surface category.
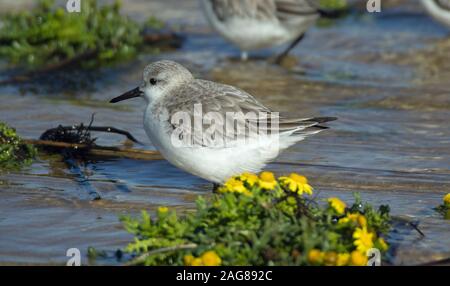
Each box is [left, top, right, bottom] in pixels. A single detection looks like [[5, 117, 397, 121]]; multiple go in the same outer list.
[[0, 0, 449, 265]]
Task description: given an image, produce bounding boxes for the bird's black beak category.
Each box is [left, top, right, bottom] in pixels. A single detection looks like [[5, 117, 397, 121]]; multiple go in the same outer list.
[[110, 87, 143, 103]]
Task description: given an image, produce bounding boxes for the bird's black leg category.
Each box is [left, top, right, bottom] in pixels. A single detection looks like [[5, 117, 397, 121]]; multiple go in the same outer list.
[[275, 33, 306, 64]]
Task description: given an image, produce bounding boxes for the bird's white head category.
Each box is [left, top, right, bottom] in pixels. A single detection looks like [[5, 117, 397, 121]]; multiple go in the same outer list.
[[110, 60, 194, 104]]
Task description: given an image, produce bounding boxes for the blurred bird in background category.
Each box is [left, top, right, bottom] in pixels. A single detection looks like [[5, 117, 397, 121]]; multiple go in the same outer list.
[[421, 0, 450, 28], [200, 0, 343, 62]]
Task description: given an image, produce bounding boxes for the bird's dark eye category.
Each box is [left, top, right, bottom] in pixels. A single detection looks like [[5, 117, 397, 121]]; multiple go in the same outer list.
[[149, 78, 157, 85]]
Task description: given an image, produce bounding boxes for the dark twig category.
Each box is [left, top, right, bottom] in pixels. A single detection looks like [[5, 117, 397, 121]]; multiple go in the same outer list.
[[392, 216, 426, 238], [87, 127, 141, 144], [408, 221, 425, 237]]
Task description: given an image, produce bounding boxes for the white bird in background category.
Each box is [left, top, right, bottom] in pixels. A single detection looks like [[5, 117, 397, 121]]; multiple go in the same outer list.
[[200, 0, 338, 62], [421, 0, 450, 28], [110, 60, 336, 184]]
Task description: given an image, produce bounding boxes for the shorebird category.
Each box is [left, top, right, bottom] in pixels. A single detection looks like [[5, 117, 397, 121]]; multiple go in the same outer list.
[[421, 0, 450, 28], [110, 60, 336, 183], [200, 0, 334, 61]]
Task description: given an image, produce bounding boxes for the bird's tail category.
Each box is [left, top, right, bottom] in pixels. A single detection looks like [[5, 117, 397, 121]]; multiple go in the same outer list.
[[291, 117, 337, 135], [272, 116, 337, 136], [305, 116, 338, 128]]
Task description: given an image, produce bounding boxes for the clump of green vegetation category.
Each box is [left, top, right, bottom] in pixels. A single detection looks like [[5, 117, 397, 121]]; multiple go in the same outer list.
[[320, 0, 348, 10], [317, 0, 350, 27], [435, 193, 450, 220], [0, 0, 163, 69], [0, 122, 37, 170], [120, 172, 391, 266]]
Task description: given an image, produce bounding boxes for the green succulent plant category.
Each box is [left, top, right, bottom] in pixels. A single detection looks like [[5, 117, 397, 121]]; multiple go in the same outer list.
[[117, 172, 391, 266], [0, 0, 163, 70], [0, 122, 37, 171]]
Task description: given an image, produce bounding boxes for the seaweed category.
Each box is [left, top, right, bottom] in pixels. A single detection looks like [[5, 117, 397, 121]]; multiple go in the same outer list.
[[37, 115, 141, 200], [38, 114, 140, 157], [0, 122, 37, 171]]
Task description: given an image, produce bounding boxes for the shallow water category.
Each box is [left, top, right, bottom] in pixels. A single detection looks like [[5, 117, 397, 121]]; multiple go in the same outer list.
[[0, 0, 449, 265]]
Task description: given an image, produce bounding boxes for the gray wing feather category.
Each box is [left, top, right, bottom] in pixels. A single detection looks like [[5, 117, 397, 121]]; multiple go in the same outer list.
[[163, 80, 334, 148], [209, 0, 318, 23], [165, 80, 270, 147], [166, 79, 270, 114], [210, 0, 276, 21]]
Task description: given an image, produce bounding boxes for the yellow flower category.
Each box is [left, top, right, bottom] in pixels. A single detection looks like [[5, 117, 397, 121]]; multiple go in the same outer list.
[[444, 193, 450, 206], [183, 255, 195, 266], [219, 178, 248, 194], [350, 251, 368, 266], [339, 213, 367, 228], [279, 173, 313, 196], [339, 213, 358, 224], [191, 258, 204, 266], [376, 237, 389, 252], [336, 253, 350, 266], [239, 172, 259, 187], [353, 227, 374, 253], [258, 171, 278, 190], [358, 215, 367, 228], [328, 197, 347, 215], [324, 251, 338, 266], [201, 251, 222, 266], [158, 206, 168, 214], [307, 249, 324, 265]]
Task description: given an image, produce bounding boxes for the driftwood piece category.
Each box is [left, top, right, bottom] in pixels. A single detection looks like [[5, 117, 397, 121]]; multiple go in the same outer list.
[[25, 139, 164, 161]]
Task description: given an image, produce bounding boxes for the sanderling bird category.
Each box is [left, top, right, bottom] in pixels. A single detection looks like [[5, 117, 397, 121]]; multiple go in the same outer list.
[[200, 0, 333, 61], [110, 60, 336, 184], [421, 0, 450, 28]]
